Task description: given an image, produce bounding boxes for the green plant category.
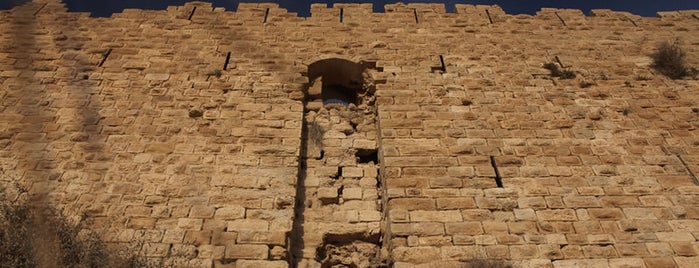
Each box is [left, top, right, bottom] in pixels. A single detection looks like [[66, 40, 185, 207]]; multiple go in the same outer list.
[[651, 41, 690, 79], [543, 62, 575, 79]]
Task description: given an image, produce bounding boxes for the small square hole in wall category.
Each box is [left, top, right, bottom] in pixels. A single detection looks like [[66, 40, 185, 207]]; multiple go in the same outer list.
[[356, 149, 378, 164]]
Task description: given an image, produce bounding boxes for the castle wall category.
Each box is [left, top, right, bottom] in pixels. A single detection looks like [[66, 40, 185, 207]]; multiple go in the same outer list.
[[1, 1, 698, 267]]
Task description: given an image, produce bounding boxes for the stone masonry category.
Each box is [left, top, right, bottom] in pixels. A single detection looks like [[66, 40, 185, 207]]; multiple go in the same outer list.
[[1, 0, 699, 267]]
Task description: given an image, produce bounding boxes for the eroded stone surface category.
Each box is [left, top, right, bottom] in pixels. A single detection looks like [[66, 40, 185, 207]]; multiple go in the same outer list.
[[1, 1, 698, 267]]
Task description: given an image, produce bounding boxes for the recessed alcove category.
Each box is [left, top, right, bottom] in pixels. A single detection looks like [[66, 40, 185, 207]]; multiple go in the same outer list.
[[306, 58, 376, 106]]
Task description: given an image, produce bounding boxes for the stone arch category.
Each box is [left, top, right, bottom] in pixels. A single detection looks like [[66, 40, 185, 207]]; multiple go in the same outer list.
[[306, 58, 376, 106]]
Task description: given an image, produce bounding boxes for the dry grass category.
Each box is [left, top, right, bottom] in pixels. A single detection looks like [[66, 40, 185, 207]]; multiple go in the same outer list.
[[543, 62, 576, 79], [0, 186, 151, 268], [651, 41, 694, 79], [309, 121, 325, 148]]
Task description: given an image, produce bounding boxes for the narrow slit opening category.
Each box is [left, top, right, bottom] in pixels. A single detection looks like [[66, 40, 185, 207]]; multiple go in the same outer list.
[[554, 12, 567, 26], [413, 8, 419, 24], [188, 6, 197, 20], [33, 3, 47, 16], [485, 9, 493, 24], [439, 55, 446, 72], [223, 51, 231, 70], [263, 8, 269, 23], [340, 8, 344, 23], [490, 156, 503, 188], [627, 17, 638, 27], [98, 48, 112, 67]]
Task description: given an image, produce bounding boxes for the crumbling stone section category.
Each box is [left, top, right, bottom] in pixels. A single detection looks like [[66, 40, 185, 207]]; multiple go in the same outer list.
[[1, 1, 698, 267], [291, 58, 386, 267]]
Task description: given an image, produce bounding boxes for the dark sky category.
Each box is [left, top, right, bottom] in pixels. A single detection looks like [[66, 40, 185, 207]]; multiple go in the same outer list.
[[2, 0, 699, 17]]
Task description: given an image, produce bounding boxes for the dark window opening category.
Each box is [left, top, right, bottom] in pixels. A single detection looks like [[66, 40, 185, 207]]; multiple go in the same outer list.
[[322, 84, 357, 106], [307, 58, 377, 107], [356, 149, 378, 164]]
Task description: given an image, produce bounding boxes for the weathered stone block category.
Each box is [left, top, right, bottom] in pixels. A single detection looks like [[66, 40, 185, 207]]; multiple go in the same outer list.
[[237, 231, 286, 246], [215, 206, 246, 220], [410, 210, 463, 222], [225, 244, 269, 259], [445, 222, 483, 235]]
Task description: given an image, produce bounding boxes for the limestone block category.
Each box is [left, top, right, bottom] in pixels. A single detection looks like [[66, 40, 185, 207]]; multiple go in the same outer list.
[[675, 256, 699, 268], [391, 222, 445, 236], [342, 187, 363, 200], [142, 242, 171, 257], [514, 209, 537, 221], [552, 259, 609, 268], [237, 231, 286, 246], [410, 210, 463, 222], [643, 257, 677, 268], [228, 219, 270, 231], [445, 222, 483, 235], [177, 218, 203, 230], [587, 208, 625, 220], [341, 166, 363, 178], [436, 198, 476, 210], [563, 196, 602, 208], [656, 232, 696, 242], [144, 73, 170, 81], [392, 246, 441, 263], [363, 166, 378, 177], [317, 187, 338, 203], [197, 245, 225, 259], [510, 245, 539, 259], [536, 209, 578, 221], [184, 230, 213, 246], [189, 205, 215, 218], [429, 177, 462, 188], [359, 210, 381, 222], [215, 206, 246, 220], [225, 244, 269, 259], [389, 198, 435, 210], [162, 229, 186, 243]]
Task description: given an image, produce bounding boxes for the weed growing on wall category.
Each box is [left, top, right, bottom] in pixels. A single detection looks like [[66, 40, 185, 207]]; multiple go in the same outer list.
[[309, 121, 325, 148], [543, 62, 576, 79], [651, 41, 694, 79]]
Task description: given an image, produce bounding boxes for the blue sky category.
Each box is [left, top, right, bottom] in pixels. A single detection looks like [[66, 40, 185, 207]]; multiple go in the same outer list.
[[3, 0, 699, 17]]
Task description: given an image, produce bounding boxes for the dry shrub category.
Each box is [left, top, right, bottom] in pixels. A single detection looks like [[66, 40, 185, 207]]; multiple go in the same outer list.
[[0, 186, 150, 268], [651, 41, 692, 79], [543, 62, 576, 79], [309, 121, 325, 148]]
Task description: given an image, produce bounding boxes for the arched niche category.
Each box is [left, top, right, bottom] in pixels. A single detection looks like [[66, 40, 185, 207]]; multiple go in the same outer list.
[[306, 58, 376, 106]]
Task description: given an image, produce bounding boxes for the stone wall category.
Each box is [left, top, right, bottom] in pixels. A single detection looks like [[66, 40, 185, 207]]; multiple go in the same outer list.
[[1, 1, 698, 267]]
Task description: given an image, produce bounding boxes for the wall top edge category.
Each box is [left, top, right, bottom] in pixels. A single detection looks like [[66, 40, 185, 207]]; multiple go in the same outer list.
[[5, 0, 699, 20]]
